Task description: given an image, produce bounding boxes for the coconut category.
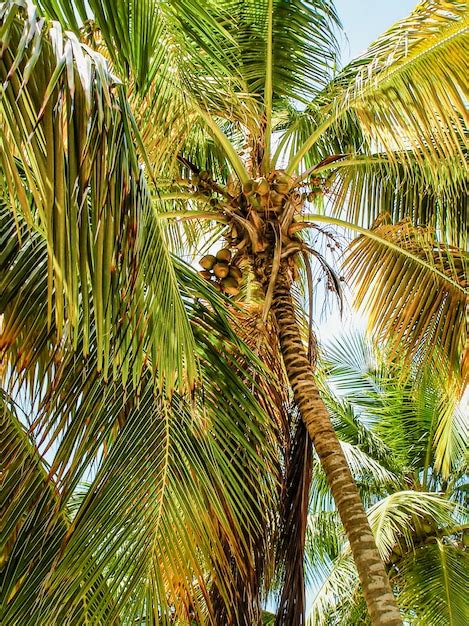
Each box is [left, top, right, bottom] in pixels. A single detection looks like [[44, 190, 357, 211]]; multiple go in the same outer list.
[[199, 254, 217, 270], [229, 266, 242, 281], [213, 262, 230, 278], [242, 180, 255, 195], [198, 270, 213, 280], [221, 277, 240, 295], [256, 178, 270, 196], [274, 182, 290, 195], [270, 191, 284, 207], [216, 248, 231, 263], [250, 196, 262, 211]]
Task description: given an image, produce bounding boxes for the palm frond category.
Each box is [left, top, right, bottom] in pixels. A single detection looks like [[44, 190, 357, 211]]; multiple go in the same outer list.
[[2, 296, 281, 624], [324, 154, 468, 246], [307, 492, 465, 625], [367, 490, 461, 562], [306, 552, 364, 626], [343, 218, 467, 383], [397, 540, 469, 626], [288, 0, 468, 182], [1, 196, 282, 624], [322, 331, 467, 481], [0, 1, 196, 392], [0, 394, 118, 624]]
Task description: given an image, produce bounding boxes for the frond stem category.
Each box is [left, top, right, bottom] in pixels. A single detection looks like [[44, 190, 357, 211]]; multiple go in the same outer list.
[[262, 0, 274, 173], [299, 215, 465, 293], [200, 111, 250, 184]]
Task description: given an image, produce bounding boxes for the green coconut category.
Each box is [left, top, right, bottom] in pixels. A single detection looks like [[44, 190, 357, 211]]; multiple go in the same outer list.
[[199, 254, 217, 270], [213, 262, 230, 278]]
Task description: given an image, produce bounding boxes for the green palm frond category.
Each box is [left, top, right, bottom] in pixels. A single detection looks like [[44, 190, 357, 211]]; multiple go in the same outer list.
[[39, 0, 341, 176], [1, 292, 281, 623], [397, 540, 469, 626], [214, 0, 340, 105], [0, 1, 197, 392], [343, 219, 467, 383], [0, 394, 118, 624], [306, 552, 364, 626], [307, 492, 465, 625], [1, 192, 281, 623], [367, 490, 460, 562], [324, 155, 468, 246], [304, 509, 343, 579], [432, 392, 467, 479], [323, 331, 467, 480], [288, 0, 469, 180]]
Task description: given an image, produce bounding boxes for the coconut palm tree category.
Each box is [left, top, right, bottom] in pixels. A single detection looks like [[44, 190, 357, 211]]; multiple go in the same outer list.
[[1, 0, 467, 624], [305, 331, 468, 625]]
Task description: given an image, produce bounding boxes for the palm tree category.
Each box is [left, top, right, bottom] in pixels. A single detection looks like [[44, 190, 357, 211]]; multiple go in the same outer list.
[[0, 5, 282, 624], [1, 0, 467, 624], [306, 331, 468, 625]]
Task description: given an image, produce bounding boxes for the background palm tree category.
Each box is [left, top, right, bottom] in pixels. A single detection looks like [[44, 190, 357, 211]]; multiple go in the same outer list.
[[306, 332, 468, 625], [1, 0, 467, 624]]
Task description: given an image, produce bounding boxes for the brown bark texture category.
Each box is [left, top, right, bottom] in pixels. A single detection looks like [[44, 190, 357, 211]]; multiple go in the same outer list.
[[270, 271, 402, 626]]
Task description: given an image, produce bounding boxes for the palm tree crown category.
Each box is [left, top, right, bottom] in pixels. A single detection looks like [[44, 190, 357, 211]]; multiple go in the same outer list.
[[1, 1, 467, 624]]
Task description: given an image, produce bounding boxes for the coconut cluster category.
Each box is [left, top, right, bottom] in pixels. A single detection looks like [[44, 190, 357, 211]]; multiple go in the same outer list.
[[241, 172, 291, 215], [199, 248, 242, 295]]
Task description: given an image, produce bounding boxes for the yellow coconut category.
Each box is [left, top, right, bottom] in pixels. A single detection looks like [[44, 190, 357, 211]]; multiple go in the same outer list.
[[198, 270, 213, 280], [221, 277, 240, 295], [213, 262, 230, 278], [229, 266, 242, 281], [256, 178, 270, 196], [216, 248, 232, 263], [274, 182, 290, 194], [199, 254, 217, 270]]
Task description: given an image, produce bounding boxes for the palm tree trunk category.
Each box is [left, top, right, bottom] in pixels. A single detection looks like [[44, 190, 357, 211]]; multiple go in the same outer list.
[[270, 271, 402, 626]]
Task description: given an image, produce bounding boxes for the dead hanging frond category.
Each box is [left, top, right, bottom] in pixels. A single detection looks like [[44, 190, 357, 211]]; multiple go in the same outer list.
[[344, 217, 467, 383], [275, 409, 313, 626], [231, 302, 290, 437]]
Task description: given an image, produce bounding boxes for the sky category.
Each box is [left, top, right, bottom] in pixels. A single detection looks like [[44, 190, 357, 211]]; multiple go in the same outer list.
[[335, 0, 418, 64]]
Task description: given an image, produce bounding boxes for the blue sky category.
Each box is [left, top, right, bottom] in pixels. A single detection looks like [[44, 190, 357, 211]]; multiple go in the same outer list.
[[335, 0, 418, 64]]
